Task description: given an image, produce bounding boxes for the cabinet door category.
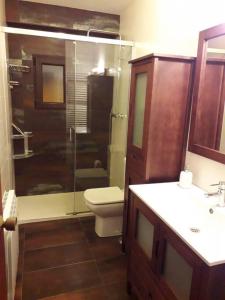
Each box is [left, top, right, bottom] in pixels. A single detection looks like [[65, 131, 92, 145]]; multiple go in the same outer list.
[[131, 263, 165, 300], [130, 194, 160, 272], [129, 248, 166, 300], [122, 168, 145, 253], [158, 227, 203, 300], [127, 62, 153, 175]]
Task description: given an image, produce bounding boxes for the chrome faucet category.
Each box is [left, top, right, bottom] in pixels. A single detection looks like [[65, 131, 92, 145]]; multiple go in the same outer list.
[[206, 181, 225, 207]]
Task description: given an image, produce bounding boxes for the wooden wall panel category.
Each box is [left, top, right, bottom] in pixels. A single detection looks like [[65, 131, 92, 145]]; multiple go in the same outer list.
[[5, 0, 20, 23], [8, 34, 73, 196], [5, 0, 120, 36], [8, 35, 113, 195]]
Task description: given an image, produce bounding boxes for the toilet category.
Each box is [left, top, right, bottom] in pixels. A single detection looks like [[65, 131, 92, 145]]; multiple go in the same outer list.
[[84, 186, 124, 237]]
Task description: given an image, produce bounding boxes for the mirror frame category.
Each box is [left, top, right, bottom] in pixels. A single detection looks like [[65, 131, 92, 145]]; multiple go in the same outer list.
[[189, 23, 225, 164]]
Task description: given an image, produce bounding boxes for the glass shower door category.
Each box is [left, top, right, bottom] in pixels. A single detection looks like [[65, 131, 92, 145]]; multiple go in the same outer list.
[[72, 41, 132, 213], [8, 33, 77, 220], [8, 31, 132, 219]]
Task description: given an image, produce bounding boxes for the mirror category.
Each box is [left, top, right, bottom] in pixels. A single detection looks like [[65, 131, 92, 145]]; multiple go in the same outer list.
[[189, 23, 225, 164]]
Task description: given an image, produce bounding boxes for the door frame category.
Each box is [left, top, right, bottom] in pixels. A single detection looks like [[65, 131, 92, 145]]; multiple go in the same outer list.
[[0, 176, 7, 300]]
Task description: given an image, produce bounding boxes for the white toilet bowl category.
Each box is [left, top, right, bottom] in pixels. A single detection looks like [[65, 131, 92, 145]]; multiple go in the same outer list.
[[84, 186, 124, 237]]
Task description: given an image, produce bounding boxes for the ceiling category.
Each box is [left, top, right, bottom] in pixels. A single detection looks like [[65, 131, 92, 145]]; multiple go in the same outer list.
[[21, 0, 132, 14]]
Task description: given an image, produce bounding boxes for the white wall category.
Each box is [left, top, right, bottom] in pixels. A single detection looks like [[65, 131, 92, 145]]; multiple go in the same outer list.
[[121, 0, 225, 57], [0, 0, 14, 195], [120, 0, 225, 191]]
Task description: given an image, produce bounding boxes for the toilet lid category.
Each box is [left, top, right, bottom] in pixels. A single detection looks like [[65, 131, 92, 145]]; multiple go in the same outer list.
[[84, 187, 124, 205]]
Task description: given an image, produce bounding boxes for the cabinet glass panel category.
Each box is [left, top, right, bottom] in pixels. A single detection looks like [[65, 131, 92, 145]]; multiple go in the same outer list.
[[136, 211, 154, 259], [132, 73, 147, 148], [162, 242, 193, 300]]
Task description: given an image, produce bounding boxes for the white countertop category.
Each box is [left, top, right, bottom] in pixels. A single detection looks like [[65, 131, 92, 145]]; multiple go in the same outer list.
[[129, 182, 225, 267]]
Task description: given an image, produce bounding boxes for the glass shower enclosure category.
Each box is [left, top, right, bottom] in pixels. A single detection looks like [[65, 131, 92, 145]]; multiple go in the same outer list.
[[6, 27, 132, 221]]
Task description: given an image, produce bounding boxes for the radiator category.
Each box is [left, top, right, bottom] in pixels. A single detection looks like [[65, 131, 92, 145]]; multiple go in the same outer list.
[[3, 190, 19, 300]]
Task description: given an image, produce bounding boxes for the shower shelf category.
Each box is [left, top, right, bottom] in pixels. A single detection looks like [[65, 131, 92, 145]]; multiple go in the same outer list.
[[9, 80, 20, 89], [13, 150, 34, 160], [12, 132, 33, 140], [12, 123, 34, 160], [8, 64, 30, 73]]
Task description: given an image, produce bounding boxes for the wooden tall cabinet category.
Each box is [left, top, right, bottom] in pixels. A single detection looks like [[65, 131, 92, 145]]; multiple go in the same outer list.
[[123, 54, 195, 251]]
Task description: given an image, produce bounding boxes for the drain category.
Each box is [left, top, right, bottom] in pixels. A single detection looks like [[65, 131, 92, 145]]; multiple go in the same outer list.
[[190, 227, 200, 233]]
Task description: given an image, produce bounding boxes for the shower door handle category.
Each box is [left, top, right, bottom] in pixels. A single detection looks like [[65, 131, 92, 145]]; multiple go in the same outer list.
[[69, 126, 76, 142], [69, 127, 73, 142]]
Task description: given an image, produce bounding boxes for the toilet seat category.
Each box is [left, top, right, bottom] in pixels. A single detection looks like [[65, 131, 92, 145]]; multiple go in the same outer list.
[[84, 186, 124, 205]]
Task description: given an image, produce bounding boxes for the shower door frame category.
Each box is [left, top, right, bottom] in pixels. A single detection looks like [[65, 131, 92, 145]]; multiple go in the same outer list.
[[0, 179, 7, 300], [3, 27, 134, 47]]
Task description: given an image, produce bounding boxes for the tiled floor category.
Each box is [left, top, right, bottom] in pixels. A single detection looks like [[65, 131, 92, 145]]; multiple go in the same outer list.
[[15, 217, 133, 300]]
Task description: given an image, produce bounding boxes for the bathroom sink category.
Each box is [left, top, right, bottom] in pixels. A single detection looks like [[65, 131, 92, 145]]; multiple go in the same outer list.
[[129, 182, 225, 266]]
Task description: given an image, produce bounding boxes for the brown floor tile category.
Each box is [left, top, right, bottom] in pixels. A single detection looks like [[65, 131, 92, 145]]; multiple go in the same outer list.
[[21, 218, 79, 234], [97, 255, 127, 285], [88, 236, 123, 260], [25, 222, 86, 250], [80, 218, 123, 260], [16, 217, 130, 300], [22, 261, 102, 300], [79, 217, 95, 229], [38, 286, 107, 300], [82, 228, 98, 243], [24, 242, 93, 272], [104, 282, 133, 300]]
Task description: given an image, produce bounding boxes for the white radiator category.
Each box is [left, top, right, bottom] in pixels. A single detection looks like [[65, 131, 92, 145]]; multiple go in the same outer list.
[[3, 190, 19, 300]]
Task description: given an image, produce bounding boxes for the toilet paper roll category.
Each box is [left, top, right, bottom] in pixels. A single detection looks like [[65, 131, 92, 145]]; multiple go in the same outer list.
[[179, 170, 193, 188]]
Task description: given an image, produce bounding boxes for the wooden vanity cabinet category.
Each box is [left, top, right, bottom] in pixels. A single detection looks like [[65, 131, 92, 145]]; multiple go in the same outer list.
[[123, 54, 194, 251], [127, 192, 225, 300], [128, 193, 166, 300]]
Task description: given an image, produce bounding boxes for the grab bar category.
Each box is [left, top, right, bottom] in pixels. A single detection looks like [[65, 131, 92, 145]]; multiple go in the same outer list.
[[12, 123, 34, 159]]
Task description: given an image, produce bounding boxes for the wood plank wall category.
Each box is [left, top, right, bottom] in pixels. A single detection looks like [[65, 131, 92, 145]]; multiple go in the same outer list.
[[5, 0, 120, 36]]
